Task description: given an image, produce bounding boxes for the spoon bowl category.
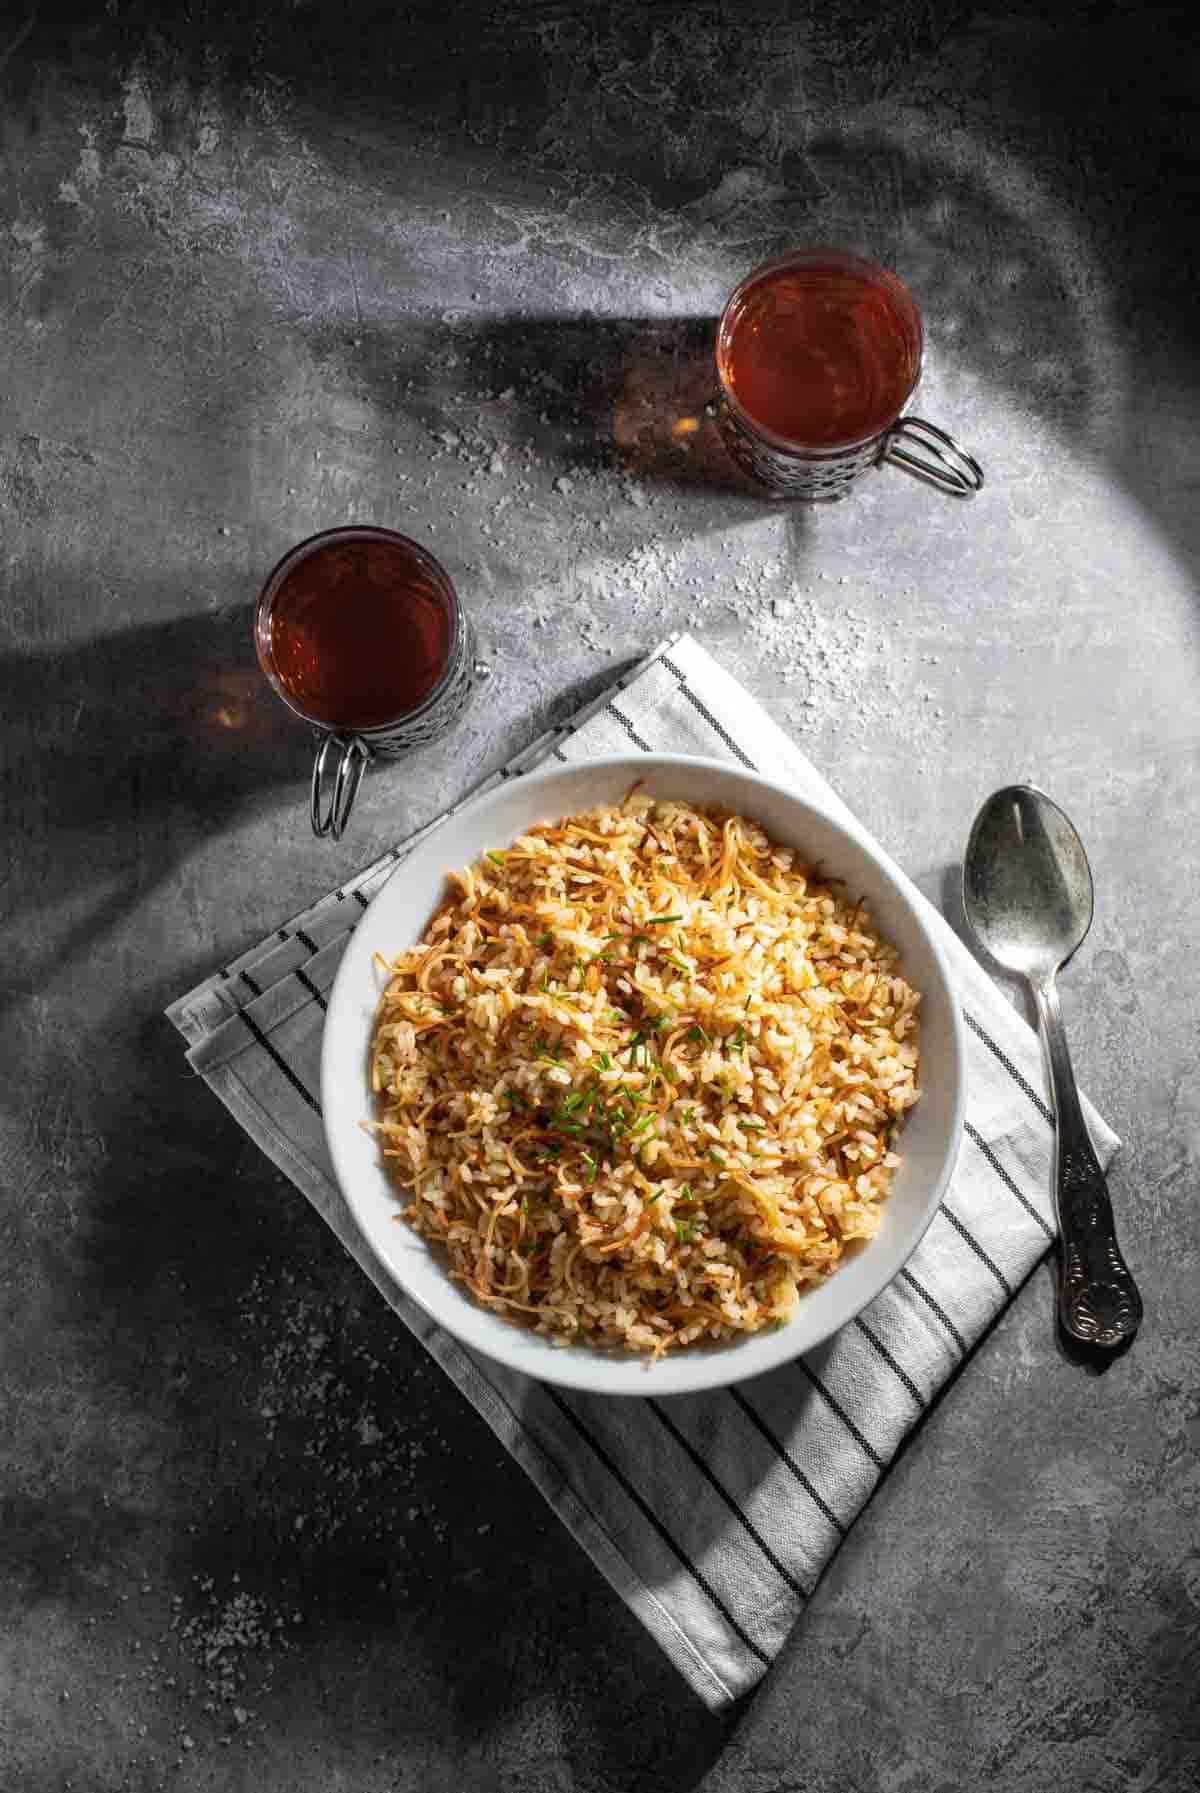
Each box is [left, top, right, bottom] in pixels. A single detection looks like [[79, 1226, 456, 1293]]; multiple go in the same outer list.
[[964, 785, 1094, 980]]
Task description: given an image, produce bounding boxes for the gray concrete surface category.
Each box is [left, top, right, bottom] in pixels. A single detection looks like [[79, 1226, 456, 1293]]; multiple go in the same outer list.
[[2, 2, 1198, 1788]]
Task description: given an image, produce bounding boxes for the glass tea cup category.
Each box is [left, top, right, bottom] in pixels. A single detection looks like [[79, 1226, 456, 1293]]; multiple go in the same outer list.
[[255, 526, 477, 841], [714, 247, 983, 502]]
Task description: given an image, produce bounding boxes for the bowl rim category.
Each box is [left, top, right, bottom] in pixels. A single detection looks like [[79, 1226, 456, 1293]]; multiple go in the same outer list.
[[321, 753, 967, 1396]]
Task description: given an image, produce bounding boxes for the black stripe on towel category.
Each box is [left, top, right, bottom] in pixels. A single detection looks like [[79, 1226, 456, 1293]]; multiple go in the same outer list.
[[648, 1400, 808, 1599], [939, 1204, 1012, 1295], [548, 1392, 770, 1667], [294, 964, 327, 1011], [295, 927, 320, 955], [659, 654, 759, 770], [729, 1389, 847, 1538], [963, 1010, 1055, 1127], [239, 969, 262, 996], [239, 1006, 322, 1117], [605, 701, 655, 753], [898, 1267, 967, 1354], [854, 1317, 927, 1411], [964, 1121, 1055, 1240], [796, 1362, 885, 1470]]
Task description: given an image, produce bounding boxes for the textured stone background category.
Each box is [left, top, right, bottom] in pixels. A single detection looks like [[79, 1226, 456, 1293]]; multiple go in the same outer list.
[[2, 2, 1197, 1789]]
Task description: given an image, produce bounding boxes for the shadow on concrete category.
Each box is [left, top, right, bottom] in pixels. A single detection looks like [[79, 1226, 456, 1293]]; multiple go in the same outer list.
[[339, 313, 758, 496], [0, 607, 299, 1004]]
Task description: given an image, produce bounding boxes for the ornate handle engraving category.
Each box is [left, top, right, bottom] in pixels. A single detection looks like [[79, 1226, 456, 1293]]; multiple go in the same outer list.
[[1033, 980, 1143, 1348], [1057, 1144, 1142, 1345]]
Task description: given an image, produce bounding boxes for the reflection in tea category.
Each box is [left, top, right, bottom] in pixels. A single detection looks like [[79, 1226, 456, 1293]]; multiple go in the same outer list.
[[717, 260, 920, 449]]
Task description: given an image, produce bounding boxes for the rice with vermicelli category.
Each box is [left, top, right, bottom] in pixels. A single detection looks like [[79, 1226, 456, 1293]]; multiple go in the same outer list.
[[370, 794, 920, 1356]]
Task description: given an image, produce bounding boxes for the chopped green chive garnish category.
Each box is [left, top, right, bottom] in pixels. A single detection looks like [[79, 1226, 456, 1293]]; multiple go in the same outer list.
[[647, 914, 682, 924], [486, 851, 506, 866], [596, 1052, 611, 1071], [681, 1106, 696, 1125], [742, 1118, 766, 1130], [688, 1024, 711, 1046], [666, 955, 690, 975], [536, 932, 553, 946], [581, 1152, 598, 1181]]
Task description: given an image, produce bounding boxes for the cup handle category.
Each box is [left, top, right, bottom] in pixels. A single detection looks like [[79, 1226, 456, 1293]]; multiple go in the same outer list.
[[880, 415, 984, 498], [311, 734, 370, 841]]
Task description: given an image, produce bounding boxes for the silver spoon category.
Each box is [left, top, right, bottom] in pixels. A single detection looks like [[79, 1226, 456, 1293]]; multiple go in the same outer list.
[[963, 784, 1142, 1348]]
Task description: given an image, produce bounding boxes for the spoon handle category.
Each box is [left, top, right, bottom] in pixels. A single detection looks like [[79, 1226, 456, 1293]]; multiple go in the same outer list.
[[1032, 977, 1143, 1347]]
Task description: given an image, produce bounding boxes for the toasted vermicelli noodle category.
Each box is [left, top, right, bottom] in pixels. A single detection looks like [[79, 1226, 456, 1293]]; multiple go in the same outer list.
[[370, 794, 921, 1356]]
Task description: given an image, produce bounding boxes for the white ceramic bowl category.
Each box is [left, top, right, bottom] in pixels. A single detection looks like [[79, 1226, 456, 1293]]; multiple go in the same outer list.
[[322, 756, 966, 1396]]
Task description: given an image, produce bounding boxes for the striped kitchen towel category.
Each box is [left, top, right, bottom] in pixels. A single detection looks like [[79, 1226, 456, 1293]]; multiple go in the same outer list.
[[167, 634, 1117, 1710]]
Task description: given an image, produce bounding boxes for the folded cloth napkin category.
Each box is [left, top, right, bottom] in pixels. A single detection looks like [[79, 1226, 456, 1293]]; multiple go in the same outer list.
[[168, 634, 1118, 1710]]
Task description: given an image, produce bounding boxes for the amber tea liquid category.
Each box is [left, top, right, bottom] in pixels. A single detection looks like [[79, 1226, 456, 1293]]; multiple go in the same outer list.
[[265, 532, 454, 731], [718, 257, 921, 450]]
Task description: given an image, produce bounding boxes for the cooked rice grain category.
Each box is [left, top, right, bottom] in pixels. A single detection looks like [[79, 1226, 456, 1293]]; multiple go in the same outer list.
[[370, 795, 920, 1356]]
